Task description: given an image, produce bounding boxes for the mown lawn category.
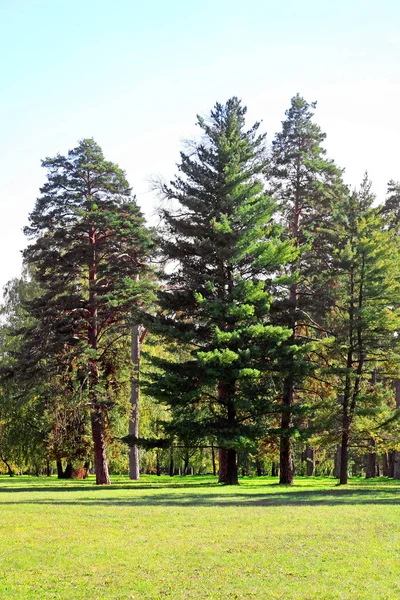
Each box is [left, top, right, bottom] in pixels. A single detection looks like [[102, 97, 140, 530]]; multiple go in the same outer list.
[[0, 474, 399, 599]]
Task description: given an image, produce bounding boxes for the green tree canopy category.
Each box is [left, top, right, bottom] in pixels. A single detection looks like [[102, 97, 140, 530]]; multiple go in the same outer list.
[[146, 98, 295, 484], [21, 139, 155, 483]]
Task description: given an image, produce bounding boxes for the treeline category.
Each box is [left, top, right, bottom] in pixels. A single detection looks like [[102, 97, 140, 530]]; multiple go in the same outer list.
[[1, 94, 400, 486]]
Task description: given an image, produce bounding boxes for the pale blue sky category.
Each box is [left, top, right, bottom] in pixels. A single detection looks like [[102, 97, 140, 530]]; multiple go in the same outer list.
[[1, 0, 399, 292]]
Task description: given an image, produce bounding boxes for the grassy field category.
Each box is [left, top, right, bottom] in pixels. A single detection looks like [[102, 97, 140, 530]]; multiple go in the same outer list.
[[0, 474, 399, 599]]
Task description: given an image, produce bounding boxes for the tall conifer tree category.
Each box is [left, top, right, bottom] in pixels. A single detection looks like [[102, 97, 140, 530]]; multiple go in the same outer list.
[[23, 139, 154, 484], [146, 98, 295, 484], [270, 94, 347, 484], [330, 176, 400, 484]]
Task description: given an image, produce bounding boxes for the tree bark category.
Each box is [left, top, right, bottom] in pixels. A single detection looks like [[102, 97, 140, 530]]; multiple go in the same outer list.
[[365, 438, 376, 478], [225, 449, 239, 485], [64, 461, 73, 479], [129, 323, 141, 480], [388, 452, 395, 478], [56, 460, 64, 479], [339, 254, 365, 486], [156, 450, 161, 476], [333, 445, 341, 478], [88, 222, 110, 485], [217, 382, 239, 484], [169, 445, 174, 477], [339, 320, 364, 486], [339, 429, 349, 485], [339, 388, 351, 484], [279, 161, 301, 486], [302, 444, 315, 476], [391, 379, 400, 480], [211, 443, 216, 476], [241, 452, 250, 477], [218, 448, 228, 483], [382, 453, 390, 476], [91, 405, 110, 485], [279, 381, 294, 484], [393, 451, 400, 480]]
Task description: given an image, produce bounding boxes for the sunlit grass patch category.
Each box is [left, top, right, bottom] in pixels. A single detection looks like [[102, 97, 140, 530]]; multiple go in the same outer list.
[[0, 475, 399, 599]]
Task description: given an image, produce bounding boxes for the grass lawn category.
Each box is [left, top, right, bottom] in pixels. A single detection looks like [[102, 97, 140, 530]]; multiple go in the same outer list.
[[0, 474, 399, 599]]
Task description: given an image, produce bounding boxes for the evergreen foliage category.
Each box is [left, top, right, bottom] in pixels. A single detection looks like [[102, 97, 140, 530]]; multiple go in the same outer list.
[[145, 98, 295, 484], [269, 94, 348, 483], [1, 97, 400, 483], [328, 175, 400, 483], [20, 139, 155, 483]]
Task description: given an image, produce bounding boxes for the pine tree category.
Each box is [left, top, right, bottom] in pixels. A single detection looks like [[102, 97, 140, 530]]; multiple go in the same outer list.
[[23, 139, 154, 484], [270, 94, 347, 484], [328, 175, 400, 484], [146, 98, 295, 485]]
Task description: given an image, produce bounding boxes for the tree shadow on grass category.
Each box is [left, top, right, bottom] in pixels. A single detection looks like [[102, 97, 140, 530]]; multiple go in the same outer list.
[[1, 486, 400, 507]]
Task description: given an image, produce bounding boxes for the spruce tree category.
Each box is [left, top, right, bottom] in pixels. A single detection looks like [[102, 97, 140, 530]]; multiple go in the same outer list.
[[146, 98, 294, 485], [270, 94, 347, 484], [23, 139, 154, 484]]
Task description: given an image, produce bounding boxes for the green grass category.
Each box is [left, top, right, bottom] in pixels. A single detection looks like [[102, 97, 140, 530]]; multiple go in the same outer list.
[[0, 474, 399, 599]]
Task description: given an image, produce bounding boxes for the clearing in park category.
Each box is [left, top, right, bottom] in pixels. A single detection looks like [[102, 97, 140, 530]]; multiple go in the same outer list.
[[0, 474, 399, 599]]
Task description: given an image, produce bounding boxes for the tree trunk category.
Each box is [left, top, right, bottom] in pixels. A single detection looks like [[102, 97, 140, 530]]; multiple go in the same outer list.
[[88, 222, 110, 485], [218, 448, 228, 483], [352, 455, 361, 476], [392, 379, 400, 479], [279, 381, 294, 484], [339, 429, 349, 485], [156, 450, 161, 476], [197, 448, 204, 475], [217, 382, 239, 485], [302, 444, 315, 476], [393, 451, 400, 480], [365, 438, 376, 478], [183, 450, 190, 475], [91, 406, 110, 485], [169, 446, 174, 477], [339, 387, 353, 485], [382, 453, 390, 476], [64, 461, 73, 479], [211, 443, 216, 476], [365, 452, 376, 478], [333, 444, 341, 478], [56, 460, 64, 479], [388, 452, 395, 478], [365, 371, 378, 479], [241, 452, 250, 477], [279, 171, 299, 485], [225, 449, 239, 485], [129, 323, 140, 480]]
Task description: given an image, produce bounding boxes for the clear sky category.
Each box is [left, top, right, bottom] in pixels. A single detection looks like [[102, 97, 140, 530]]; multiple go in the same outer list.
[[1, 0, 399, 294]]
